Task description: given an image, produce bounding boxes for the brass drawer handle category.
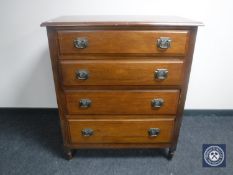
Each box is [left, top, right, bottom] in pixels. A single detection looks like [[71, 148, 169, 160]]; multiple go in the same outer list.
[[76, 69, 89, 80], [79, 99, 92, 108], [157, 37, 172, 49], [74, 37, 88, 49], [148, 128, 160, 137], [154, 69, 168, 80], [81, 128, 94, 137], [151, 98, 164, 108]]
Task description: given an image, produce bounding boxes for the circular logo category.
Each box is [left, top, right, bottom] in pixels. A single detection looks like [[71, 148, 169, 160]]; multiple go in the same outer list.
[[204, 146, 225, 166]]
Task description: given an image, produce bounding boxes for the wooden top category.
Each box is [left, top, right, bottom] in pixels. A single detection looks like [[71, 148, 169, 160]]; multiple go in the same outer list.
[[41, 15, 203, 27]]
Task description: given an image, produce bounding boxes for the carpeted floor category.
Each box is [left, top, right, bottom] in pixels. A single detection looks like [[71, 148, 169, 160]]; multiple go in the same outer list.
[[0, 109, 232, 175]]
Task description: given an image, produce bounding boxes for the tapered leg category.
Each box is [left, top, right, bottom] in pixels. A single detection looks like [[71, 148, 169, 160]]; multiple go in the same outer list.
[[167, 147, 176, 160], [64, 147, 75, 160]]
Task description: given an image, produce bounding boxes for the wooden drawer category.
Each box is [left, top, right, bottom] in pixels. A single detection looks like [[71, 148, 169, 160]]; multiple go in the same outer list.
[[68, 118, 174, 144], [58, 30, 189, 55], [60, 60, 184, 86], [65, 90, 179, 115]]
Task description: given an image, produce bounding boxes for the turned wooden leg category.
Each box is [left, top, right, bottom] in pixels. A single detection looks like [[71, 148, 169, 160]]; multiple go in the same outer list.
[[64, 147, 75, 160], [167, 147, 176, 160]]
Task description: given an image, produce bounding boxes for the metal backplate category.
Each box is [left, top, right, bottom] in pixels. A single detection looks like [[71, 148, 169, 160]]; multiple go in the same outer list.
[[74, 37, 88, 48], [157, 37, 172, 49], [154, 69, 168, 80], [151, 98, 164, 108], [79, 99, 92, 108], [76, 69, 89, 80], [81, 128, 94, 137], [148, 128, 160, 137]]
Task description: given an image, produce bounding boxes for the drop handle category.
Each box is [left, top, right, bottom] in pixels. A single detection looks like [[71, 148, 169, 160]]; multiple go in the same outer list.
[[79, 99, 92, 108], [154, 69, 168, 80], [81, 128, 94, 137], [74, 37, 88, 48], [75, 69, 89, 80], [157, 37, 172, 49], [151, 98, 164, 108], [148, 128, 160, 137]]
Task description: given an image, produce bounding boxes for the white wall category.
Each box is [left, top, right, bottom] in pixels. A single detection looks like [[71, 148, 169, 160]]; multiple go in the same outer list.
[[0, 0, 233, 109]]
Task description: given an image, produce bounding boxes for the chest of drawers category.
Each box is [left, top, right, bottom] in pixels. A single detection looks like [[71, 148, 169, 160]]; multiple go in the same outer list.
[[41, 16, 202, 160]]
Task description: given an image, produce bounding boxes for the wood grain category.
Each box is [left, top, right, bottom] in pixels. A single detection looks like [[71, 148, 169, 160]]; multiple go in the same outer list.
[[65, 143, 171, 149], [68, 118, 174, 144], [66, 114, 175, 119], [58, 30, 189, 55], [41, 15, 203, 27], [59, 59, 184, 86], [65, 90, 180, 115], [46, 27, 70, 146], [170, 27, 198, 151]]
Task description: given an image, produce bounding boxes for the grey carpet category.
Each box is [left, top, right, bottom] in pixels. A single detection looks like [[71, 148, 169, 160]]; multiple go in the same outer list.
[[0, 109, 232, 175]]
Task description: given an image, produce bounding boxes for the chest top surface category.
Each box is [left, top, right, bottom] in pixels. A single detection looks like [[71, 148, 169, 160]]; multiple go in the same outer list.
[[41, 15, 203, 27]]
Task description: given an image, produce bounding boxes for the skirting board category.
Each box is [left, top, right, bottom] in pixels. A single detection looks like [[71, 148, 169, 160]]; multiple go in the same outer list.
[[0, 108, 232, 116]]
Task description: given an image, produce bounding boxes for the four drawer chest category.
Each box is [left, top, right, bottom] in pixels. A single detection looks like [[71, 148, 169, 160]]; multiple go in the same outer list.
[[41, 16, 202, 160]]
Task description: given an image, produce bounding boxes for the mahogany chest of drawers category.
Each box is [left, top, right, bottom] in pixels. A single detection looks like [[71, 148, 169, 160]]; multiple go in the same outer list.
[[41, 16, 202, 160]]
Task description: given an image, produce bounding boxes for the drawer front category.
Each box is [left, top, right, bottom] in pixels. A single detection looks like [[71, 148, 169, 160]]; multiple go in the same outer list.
[[58, 30, 189, 55], [68, 118, 174, 144], [65, 90, 179, 114], [60, 60, 184, 86]]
